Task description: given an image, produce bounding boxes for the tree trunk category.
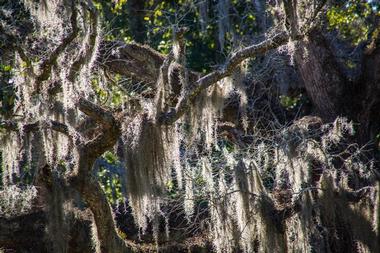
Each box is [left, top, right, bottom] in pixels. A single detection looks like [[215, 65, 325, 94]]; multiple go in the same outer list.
[[295, 30, 346, 121], [295, 28, 380, 144]]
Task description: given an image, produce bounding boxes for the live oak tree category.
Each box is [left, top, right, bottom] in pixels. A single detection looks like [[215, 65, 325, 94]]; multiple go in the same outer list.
[[0, 0, 380, 252]]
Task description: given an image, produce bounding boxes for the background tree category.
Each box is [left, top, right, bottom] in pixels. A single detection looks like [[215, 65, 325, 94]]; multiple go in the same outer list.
[[0, 0, 379, 252]]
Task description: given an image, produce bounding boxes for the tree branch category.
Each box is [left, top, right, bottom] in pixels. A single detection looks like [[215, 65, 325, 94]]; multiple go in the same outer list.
[[76, 176, 133, 253], [68, 1, 98, 82], [75, 97, 121, 162], [159, 31, 292, 124], [36, 0, 78, 86], [76, 97, 117, 129], [0, 120, 70, 135], [100, 41, 165, 85]]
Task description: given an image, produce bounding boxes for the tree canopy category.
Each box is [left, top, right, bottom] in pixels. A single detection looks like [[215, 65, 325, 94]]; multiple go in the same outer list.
[[0, 1, 380, 252]]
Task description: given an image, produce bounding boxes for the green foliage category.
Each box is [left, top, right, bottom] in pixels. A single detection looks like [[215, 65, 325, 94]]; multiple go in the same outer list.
[[0, 64, 12, 72], [111, 0, 128, 13], [98, 166, 124, 205], [0, 63, 16, 118], [103, 151, 119, 164], [327, 0, 379, 45], [97, 152, 124, 205], [93, 0, 134, 42], [91, 75, 125, 107], [279, 94, 301, 110], [95, 0, 262, 72]]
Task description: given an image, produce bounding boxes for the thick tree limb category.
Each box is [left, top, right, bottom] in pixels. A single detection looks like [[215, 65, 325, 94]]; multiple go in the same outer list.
[[71, 99, 125, 252], [283, 0, 298, 39], [75, 97, 121, 164], [76, 97, 117, 129], [0, 120, 69, 135], [100, 41, 165, 85], [77, 176, 133, 253], [0, 211, 47, 252]]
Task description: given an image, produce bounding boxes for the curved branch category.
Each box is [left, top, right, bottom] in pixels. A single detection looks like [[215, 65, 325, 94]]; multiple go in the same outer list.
[[100, 41, 165, 85], [76, 97, 117, 129], [75, 97, 121, 163]]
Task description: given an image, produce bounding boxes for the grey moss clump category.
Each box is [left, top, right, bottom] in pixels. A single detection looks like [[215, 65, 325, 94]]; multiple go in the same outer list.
[[0, 185, 37, 218]]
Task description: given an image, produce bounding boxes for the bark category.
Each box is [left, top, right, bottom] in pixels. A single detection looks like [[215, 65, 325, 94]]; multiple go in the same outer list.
[[71, 98, 129, 252], [0, 172, 94, 253], [294, 28, 380, 143], [356, 45, 380, 143], [294, 30, 346, 121], [0, 211, 48, 252], [76, 175, 132, 253]]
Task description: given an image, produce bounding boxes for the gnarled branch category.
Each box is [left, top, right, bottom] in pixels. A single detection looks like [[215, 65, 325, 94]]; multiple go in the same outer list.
[[76, 97, 117, 129]]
